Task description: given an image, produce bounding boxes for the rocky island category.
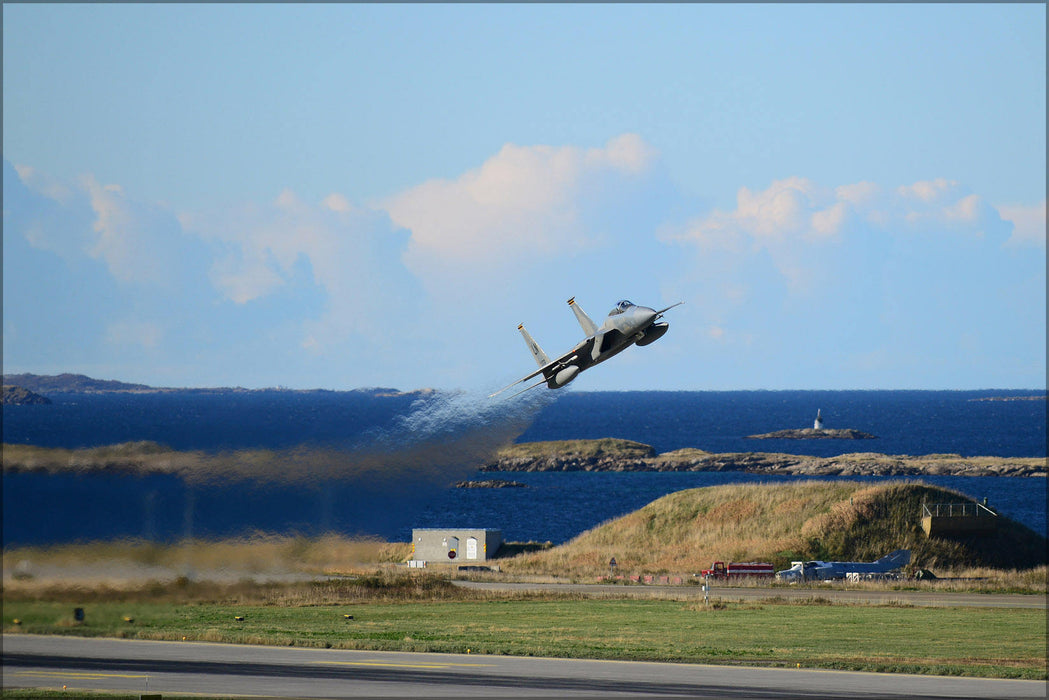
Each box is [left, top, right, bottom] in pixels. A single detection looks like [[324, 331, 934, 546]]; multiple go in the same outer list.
[[746, 428, 877, 440], [2, 437, 1044, 479], [455, 479, 528, 489], [746, 409, 876, 440], [1, 385, 52, 406], [485, 439, 1045, 478]]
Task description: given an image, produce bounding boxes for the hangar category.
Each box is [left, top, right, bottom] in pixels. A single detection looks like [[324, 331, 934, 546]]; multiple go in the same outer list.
[[412, 528, 503, 564]]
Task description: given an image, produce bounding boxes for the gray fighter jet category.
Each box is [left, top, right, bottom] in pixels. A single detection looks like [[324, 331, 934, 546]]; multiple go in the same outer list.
[[490, 297, 682, 398], [775, 549, 911, 582]]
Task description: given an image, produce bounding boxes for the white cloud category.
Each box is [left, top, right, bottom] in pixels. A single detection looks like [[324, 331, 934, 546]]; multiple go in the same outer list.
[[323, 193, 353, 214], [999, 200, 1047, 248], [83, 175, 164, 285], [835, 181, 881, 207], [735, 177, 827, 239], [186, 188, 418, 353], [382, 134, 658, 286], [676, 176, 1015, 285], [675, 177, 846, 255], [811, 201, 848, 238], [897, 178, 957, 203], [210, 250, 285, 305], [7, 163, 94, 259], [9, 166, 189, 288], [589, 132, 657, 174], [13, 164, 75, 204]]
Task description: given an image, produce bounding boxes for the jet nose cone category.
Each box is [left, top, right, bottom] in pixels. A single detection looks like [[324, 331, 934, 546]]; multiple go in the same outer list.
[[637, 306, 658, 323], [628, 306, 658, 331]]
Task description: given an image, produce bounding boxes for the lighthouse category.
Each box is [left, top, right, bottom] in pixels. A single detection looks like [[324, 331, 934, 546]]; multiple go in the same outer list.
[[814, 409, 824, 430]]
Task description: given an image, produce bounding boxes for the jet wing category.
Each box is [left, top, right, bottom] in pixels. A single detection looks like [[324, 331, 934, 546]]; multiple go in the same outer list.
[[489, 354, 574, 398], [489, 363, 554, 398], [489, 340, 592, 398]]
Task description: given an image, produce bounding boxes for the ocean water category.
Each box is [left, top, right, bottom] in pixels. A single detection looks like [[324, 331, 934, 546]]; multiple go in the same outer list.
[[517, 390, 1047, 458], [2, 390, 1045, 546], [4, 389, 1045, 457]]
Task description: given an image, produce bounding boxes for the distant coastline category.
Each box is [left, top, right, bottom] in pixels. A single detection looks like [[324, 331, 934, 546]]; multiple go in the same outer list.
[[4, 373, 1045, 401], [969, 395, 1047, 402], [0, 373, 428, 398]]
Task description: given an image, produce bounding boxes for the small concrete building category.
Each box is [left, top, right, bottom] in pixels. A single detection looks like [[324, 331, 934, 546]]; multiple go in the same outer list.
[[412, 528, 503, 563], [921, 502, 997, 537]]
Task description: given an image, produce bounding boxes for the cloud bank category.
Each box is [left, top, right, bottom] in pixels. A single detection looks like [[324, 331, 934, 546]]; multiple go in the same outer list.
[[3, 137, 1044, 390], [665, 176, 1043, 388]]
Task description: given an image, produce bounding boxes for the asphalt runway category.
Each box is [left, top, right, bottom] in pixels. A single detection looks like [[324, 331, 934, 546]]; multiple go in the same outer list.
[[3, 634, 1045, 699], [452, 580, 1049, 609]]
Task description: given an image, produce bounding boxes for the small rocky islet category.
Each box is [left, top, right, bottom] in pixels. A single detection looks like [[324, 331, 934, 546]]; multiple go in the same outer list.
[[454, 479, 528, 489], [745, 427, 877, 440]]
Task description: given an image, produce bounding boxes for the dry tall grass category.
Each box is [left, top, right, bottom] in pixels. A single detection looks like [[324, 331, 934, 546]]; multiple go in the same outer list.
[[3, 534, 412, 594], [500, 480, 1047, 580]]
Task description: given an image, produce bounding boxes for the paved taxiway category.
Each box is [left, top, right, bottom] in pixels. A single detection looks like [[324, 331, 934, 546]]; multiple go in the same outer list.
[[453, 580, 1048, 609], [4, 634, 1045, 699]]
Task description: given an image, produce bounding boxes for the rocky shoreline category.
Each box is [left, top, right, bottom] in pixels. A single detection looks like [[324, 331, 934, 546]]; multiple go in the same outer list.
[[485, 440, 1046, 478], [2, 386, 52, 405], [3, 438, 1044, 479]]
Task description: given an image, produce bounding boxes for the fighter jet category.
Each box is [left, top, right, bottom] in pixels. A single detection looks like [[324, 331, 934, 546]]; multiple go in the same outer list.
[[775, 549, 911, 582], [490, 298, 682, 398]]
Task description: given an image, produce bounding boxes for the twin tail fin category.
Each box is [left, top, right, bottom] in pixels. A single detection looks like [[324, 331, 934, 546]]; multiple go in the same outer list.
[[518, 324, 550, 368]]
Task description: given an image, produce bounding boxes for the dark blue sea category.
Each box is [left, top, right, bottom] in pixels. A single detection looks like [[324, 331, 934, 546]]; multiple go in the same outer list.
[[3, 390, 1046, 546]]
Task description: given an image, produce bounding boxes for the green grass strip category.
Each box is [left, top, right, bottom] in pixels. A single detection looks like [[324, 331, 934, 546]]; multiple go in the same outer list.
[[5, 598, 1045, 680]]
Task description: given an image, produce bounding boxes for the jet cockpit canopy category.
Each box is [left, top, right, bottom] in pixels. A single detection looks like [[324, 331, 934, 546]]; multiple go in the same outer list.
[[609, 300, 635, 316]]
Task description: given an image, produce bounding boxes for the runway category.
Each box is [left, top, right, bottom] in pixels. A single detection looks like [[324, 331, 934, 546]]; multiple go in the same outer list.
[[4, 634, 1045, 699]]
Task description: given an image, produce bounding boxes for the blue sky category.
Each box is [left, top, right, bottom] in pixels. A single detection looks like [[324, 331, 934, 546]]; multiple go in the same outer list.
[[3, 4, 1045, 391]]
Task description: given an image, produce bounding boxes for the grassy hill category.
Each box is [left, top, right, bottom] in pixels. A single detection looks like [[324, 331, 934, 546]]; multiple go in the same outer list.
[[502, 481, 1047, 576]]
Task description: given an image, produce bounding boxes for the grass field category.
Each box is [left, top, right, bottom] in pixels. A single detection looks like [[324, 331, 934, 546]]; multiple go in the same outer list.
[[4, 592, 1045, 680], [4, 479, 1046, 686]]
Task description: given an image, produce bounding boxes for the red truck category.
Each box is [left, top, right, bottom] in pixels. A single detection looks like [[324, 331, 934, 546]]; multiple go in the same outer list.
[[700, 561, 774, 579]]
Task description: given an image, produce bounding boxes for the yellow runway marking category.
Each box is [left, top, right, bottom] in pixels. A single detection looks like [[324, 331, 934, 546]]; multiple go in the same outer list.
[[7, 682, 261, 699], [313, 659, 494, 670], [10, 670, 150, 680]]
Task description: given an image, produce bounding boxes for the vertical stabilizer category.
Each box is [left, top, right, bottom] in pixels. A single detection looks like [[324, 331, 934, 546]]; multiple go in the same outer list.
[[518, 324, 550, 368], [567, 297, 598, 337], [878, 549, 911, 568]]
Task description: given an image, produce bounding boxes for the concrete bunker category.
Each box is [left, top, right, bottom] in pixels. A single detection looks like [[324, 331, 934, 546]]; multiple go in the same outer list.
[[921, 501, 998, 537], [411, 528, 503, 564]]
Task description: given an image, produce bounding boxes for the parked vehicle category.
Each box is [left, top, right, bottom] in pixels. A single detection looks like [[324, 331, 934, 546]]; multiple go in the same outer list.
[[699, 561, 774, 579]]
